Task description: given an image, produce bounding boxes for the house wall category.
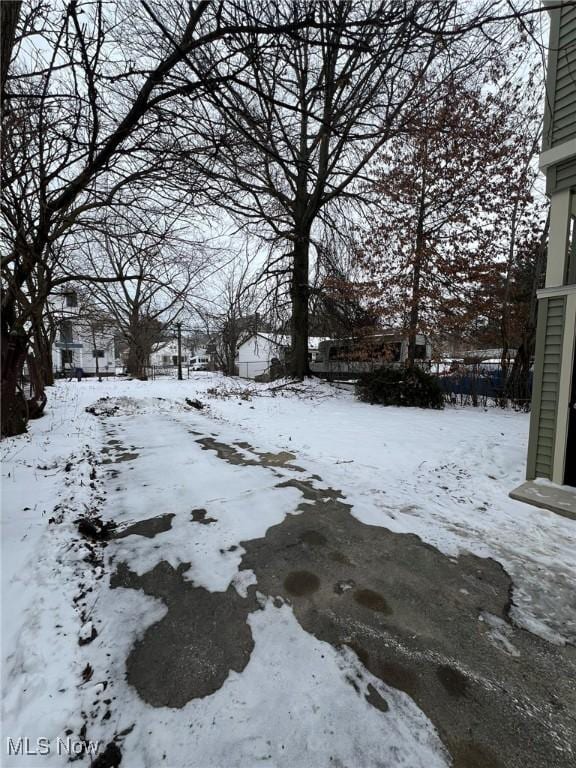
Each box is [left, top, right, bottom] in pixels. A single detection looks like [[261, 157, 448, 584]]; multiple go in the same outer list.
[[525, 5, 576, 489], [527, 212, 576, 484], [150, 342, 189, 367], [53, 331, 116, 375], [236, 337, 279, 379], [527, 296, 566, 479], [48, 292, 117, 376], [528, 288, 576, 483], [542, 5, 576, 195], [543, 4, 576, 152]]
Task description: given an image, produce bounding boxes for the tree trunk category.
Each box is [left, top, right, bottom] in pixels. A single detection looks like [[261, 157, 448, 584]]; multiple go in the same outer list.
[[1, 329, 29, 437], [90, 327, 101, 380], [26, 354, 47, 420], [126, 346, 146, 379], [225, 345, 236, 376], [289, 234, 311, 379], [407, 153, 427, 368], [0, 1, 21, 107], [126, 334, 150, 380], [499, 197, 520, 403], [1, 238, 49, 434], [31, 320, 55, 387], [407, 251, 423, 367]]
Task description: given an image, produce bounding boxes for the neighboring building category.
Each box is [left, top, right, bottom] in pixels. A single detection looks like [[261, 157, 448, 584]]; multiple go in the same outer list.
[[149, 340, 189, 368], [236, 333, 326, 379], [50, 290, 116, 376], [511, 3, 576, 516]]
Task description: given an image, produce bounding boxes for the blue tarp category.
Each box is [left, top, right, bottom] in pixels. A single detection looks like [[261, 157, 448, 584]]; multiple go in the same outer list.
[[437, 368, 532, 399]]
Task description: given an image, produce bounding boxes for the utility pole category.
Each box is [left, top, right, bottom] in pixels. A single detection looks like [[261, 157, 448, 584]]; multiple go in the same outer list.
[[177, 322, 183, 381]]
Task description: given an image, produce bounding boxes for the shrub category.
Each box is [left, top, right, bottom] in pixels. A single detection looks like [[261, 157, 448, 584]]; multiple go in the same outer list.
[[355, 366, 445, 409]]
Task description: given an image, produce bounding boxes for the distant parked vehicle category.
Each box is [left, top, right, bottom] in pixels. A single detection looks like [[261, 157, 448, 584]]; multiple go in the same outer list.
[[311, 331, 432, 381], [190, 356, 210, 371]]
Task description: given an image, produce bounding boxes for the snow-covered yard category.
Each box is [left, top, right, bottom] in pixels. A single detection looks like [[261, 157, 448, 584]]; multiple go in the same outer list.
[[2, 374, 575, 768]]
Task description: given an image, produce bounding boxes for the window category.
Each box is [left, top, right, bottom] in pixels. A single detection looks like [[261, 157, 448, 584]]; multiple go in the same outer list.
[[64, 291, 77, 307], [61, 350, 73, 365], [414, 344, 427, 360], [92, 350, 105, 358]]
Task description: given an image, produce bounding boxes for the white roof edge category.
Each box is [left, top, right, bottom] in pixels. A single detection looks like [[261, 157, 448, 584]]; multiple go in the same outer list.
[[249, 332, 328, 348]]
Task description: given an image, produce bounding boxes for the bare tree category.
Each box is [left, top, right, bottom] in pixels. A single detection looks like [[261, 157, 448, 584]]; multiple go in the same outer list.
[[183, 0, 534, 378], [85, 218, 205, 379], [200, 254, 261, 375], [0, 0, 554, 432], [1, 0, 343, 435]]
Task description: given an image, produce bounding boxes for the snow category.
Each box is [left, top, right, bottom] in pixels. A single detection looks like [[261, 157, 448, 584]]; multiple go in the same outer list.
[[68, 597, 448, 768], [187, 374, 576, 645], [2, 373, 575, 766]]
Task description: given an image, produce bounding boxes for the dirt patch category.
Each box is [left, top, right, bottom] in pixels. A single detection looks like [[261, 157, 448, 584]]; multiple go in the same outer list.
[[113, 513, 175, 539], [90, 741, 122, 768], [85, 398, 120, 418], [101, 451, 139, 465], [256, 450, 304, 470], [77, 516, 115, 541], [198, 436, 305, 471], [196, 437, 259, 466], [185, 398, 204, 410], [191, 508, 217, 525], [365, 683, 389, 713]]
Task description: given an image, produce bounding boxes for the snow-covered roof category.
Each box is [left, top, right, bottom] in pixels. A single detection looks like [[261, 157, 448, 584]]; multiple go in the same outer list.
[[253, 333, 328, 350], [151, 340, 177, 353]]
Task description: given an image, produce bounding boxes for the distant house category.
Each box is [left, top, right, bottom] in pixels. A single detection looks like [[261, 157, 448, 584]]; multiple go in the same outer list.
[[511, 3, 576, 516], [50, 290, 116, 376], [236, 333, 326, 379], [149, 340, 189, 368]]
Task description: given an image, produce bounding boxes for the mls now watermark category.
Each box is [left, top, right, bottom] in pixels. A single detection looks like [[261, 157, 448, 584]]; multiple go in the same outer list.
[[6, 737, 101, 758]]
